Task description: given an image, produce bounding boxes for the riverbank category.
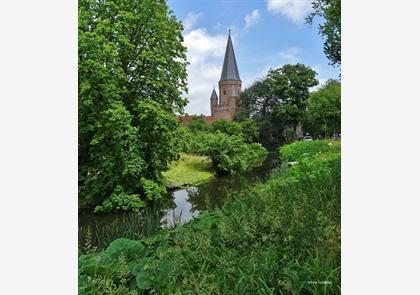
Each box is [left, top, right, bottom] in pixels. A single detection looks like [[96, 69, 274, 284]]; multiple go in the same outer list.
[[162, 153, 214, 189], [79, 140, 340, 294]]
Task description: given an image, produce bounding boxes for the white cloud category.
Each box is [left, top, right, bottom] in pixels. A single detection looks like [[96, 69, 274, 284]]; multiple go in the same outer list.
[[244, 9, 261, 29], [266, 0, 312, 24], [240, 47, 302, 90], [183, 28, 227, 115], [310, 64, 328, 92], [183, 12, 203, 32], [278, 47, 301, 63]]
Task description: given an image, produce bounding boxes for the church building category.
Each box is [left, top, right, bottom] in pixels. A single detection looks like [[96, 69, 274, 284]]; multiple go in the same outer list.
[[180, 31, 241, 124], [210, 30, 241, 121]]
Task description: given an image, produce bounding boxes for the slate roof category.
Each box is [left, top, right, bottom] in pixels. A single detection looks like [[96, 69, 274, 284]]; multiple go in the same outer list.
[[210, 87, 218, 100], [220, 32, 241, 81]]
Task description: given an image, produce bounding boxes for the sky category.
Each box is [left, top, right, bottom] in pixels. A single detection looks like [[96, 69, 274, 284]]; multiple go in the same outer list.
[[167, 0, 340, 115]]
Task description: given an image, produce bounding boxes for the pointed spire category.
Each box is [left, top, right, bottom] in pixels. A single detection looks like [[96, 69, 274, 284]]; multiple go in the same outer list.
[[210, 88, 218, 100], [220, 31, 240, 81]]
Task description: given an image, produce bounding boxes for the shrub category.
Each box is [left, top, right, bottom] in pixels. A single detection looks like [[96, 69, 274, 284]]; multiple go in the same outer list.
[[187, 117, 209, 132], [279, 139, 340, 162], [239, 119, 260, 143], [94, 186, 145, 214], [210, 119, 243, 137], [195, 132, 268, 175], [140, 178, 166, 201]]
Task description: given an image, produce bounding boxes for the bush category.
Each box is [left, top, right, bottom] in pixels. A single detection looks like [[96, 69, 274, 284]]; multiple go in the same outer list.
[[210, 119, 243, 137], [79, 140, 341, 293], [239, 119, 260, 143], [279, 139, 340, 162], [94, 186, 145, 214], [190, 131, 268, 175], [187, 117, 209, 132], [140, 178, 166, 201]]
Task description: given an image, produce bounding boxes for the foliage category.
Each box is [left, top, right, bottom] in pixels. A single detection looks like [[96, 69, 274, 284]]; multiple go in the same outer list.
[[307, 0, 341, 67], [185, 131, 268, 175], [162, 153, 214, 189], [279, 139, 340, 162], [78, 239, 146, 295], [187, 117, 209, 132], [79, 204, 169, 253], [304, 79, 341, 138], [210, 119, 243, 137], [94, 186, 144, 214], [236, 64, 318, 147], [179, 122, 268, 175], [79, 140, 341, 294], [140, 177, 166, 201], [239, 119, 260, 143], [79, 0, 187, 209]]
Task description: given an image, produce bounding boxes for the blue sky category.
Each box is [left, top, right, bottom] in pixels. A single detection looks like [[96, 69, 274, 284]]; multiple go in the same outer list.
[[167, 0, 340, 115]]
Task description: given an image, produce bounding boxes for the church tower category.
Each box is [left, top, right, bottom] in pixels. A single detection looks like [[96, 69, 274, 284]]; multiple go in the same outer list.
[[210, 30, 241, 121], [210, 87, 218, 115]]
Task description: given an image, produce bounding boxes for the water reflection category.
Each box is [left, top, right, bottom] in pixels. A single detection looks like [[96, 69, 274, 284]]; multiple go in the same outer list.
[[161, 188, 200, 226], [161, 151, 279, 225], [79, 152, 279, 250]]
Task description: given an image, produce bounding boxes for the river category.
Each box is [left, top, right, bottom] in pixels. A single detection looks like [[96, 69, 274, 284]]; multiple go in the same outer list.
[[78, 152, 280, 251]]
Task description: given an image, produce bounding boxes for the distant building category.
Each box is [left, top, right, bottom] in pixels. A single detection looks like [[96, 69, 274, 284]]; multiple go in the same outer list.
[[179, 30, 241, 125]]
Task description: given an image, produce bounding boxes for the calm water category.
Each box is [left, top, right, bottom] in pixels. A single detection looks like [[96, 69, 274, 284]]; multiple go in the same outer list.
[[78, 152, 280, 250]]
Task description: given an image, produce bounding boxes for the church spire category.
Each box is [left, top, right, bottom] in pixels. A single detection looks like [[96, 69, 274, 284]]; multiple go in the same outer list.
[[220, 31, 241, 81], [210, 87, 218, 100]]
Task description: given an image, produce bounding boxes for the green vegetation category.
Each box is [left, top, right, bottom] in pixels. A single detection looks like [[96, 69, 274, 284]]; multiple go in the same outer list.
[[236, 64, 319, 147], [79, 140, 341, 294], [183, 130, 268, 175], [94, 186, 144, 214], [78, 0, 188, 212], [304, 79, 341, 138], [280, 139, 340, 162], [307, 0, 341, 67], [210, 119, 243, 136], [77, 1, 341, 292], [163, 153, 215, 189]]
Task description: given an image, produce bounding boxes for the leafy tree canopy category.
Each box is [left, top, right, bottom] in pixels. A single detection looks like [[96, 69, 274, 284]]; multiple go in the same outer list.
[[79, 0, 188, 209], [187, 117, 209, 133], [236, 64, 318, 147], [304, 79, 341, 138], [307, 0, 341, 67], [210, 119, 243, 137]]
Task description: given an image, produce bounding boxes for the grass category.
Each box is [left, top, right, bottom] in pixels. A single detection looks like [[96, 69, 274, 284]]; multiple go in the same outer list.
[[79, 140, 341, 294], [163, 153, 215, 189]]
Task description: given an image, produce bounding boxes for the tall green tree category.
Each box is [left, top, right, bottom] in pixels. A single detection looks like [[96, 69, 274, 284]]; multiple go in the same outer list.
[[79, 0, 188, 208], [304, 79, 341, 138], [307, 0, 341, 67], [236, 64, 318, 147]]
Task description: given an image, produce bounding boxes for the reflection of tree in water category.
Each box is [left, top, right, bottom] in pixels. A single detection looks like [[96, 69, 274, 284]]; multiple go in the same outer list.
[[186, 174, 250, 213], [186, 152, 279, 214]]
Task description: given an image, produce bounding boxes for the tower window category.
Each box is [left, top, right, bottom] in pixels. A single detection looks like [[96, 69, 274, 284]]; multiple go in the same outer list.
[[223, 88, 226, 95]]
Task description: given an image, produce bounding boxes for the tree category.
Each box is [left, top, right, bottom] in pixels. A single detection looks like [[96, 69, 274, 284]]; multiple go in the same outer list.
[[79, 0, 188, 209], [187, 117, 209, 132], [268, 64, 318, 137], [306, 0, 341, 67], [304, 79, 341, 138], [239, 119, 259, 143], [210, 119, 243, 137], [236, 64, 318, 147]]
